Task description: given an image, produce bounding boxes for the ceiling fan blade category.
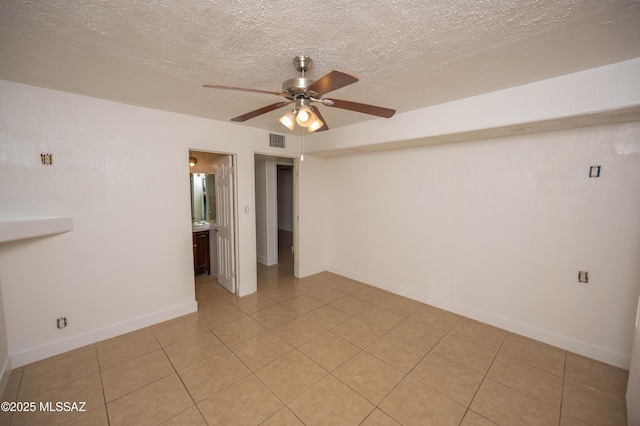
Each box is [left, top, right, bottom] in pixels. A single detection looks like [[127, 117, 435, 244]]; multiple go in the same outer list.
[[324, 98, 396, 118], [231, 102, 291, 122], [311, 106, 329, 132], [203, 84, 284, 97], [307, 70, 358, 96]]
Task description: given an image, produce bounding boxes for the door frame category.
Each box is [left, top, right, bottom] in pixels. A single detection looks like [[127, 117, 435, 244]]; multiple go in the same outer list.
[[254, 152, 300, 278], [189, 149, 240, 295]]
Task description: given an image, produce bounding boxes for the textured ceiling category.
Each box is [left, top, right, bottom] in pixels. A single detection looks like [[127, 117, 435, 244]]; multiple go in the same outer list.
[[1, 0, 639, 134]]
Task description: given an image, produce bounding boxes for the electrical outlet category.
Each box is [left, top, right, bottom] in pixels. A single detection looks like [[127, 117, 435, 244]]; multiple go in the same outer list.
[[56, 317, 67, 329], [578, 271, 589, 283], [589, 166, 601, 178], [41, 153, 53, 165]]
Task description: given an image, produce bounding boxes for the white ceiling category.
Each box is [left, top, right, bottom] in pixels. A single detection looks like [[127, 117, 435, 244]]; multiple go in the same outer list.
[[1, 0, 639, 134]]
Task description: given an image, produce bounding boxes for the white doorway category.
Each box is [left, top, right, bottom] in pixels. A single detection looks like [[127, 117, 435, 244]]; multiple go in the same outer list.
[[189, 150, 238, 294], [254, 154, 298, 277]]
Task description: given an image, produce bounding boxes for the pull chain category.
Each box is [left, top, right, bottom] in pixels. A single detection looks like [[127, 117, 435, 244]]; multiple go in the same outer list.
[[300, 126, 305, 161]]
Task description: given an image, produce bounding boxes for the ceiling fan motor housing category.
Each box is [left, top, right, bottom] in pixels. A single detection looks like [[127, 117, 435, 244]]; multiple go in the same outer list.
[[282, 77, 317, 99]]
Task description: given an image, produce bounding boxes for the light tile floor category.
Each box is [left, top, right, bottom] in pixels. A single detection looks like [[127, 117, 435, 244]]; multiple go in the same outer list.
[[1, 253, 629, 425]]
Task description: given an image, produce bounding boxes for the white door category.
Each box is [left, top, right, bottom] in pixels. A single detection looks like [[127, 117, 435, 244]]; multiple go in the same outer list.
[[215, 158, 236, 294]]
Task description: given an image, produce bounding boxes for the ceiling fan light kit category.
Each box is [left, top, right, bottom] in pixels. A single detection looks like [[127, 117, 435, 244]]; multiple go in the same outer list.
[[204, 56, 395, 133]]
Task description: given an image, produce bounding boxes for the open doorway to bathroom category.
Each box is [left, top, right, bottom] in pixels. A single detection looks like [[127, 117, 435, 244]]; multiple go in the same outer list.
[[189, 150, 238, 295], [254, 154, 297, 280]]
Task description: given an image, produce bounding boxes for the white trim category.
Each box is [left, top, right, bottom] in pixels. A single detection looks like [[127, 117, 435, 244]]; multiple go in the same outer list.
[[257, 255, 278, 266], [10, 301, 197, 368], [300, 265, 328, 279]]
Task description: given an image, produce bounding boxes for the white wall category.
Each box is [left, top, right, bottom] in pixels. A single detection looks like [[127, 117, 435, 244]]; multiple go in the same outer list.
[[324, 122, 640, 368], [297, 155, 328, 277], [0, 80, 302, 366]]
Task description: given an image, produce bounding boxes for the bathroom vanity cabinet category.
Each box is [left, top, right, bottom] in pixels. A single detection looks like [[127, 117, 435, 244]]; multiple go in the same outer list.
[[193, 230, 210, 275]]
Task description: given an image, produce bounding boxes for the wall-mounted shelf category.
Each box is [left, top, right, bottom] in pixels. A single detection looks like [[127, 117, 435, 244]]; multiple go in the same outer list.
[[0, 218, 74, 243]]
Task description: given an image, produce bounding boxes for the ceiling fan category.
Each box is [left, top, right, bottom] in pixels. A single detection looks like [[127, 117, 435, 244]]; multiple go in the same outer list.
[[203, 56, 396, 132]]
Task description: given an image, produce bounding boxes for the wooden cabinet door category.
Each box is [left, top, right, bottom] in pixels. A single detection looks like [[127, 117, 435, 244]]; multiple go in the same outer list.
[[193, 231, 210, 275]]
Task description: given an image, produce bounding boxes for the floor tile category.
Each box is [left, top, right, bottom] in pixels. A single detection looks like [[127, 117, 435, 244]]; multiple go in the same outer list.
[[562, 382, 627, 425], [357, 305, 405, 331], [260, 407, 305, 425], [330, 295, 373, 316], [2, 369, 23, 400], [212, 315, 267, 346], [449, 317, 507, 351], [333, 351, 405, 405], [380, 377, 466, 426], [565, 352, 628, 398], [499, 333, 565, 376], [304, 285, 348, 303], [230, 331, 294, 371], [409, 305, 462, 331], [250, 304, 299, 329], [106, 374, 193, 426], [60, 405, 109, 426], [299, 332, 360, 371], [255, 350, 327, 403], [470, 378, 560, 426], [6, 269, 630, 426], [178, 347, 251, 402], [487, 353, 563, 408], [303, 304, 352, 329], [377, 294, 424, 317], [101, 349, 174, 402], [163, 332, 226, 370], [10, 373, 104, 426], [282, 294, 326, 314], [325, 277, 367, 295], [19, 346, 99, 398], [151, 314, 211, 347], [259, 286, 302, 302], [198, 374, 283, 425], [289, 375, 375, 425], [460, 410, 496, 425], [559, 413, 591, 426], [200, 301, 247, 329], [231, 292, 277, 314], [432, 334, 497, 374], [271, 316, 326, 347], [331, 317, 386, 348], [96, 328, 160, 370], [352, 286, 393, 305], [360, 408, 402, 425], [410, 352, 483, 407], [162, 406, 208, 425], [389, 317, 447, 350], [365, 333, 427, 373]]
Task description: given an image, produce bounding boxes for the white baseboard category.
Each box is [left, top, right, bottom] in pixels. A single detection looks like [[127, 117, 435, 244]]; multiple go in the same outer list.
[[257, 255, 278, 266], [299, 264, 327, 278], [327, 265, 631, 370], [10, 301, 198, 368]]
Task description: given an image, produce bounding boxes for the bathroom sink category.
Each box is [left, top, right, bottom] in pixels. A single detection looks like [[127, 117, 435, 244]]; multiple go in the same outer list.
[[192, 221, 210, 232]]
